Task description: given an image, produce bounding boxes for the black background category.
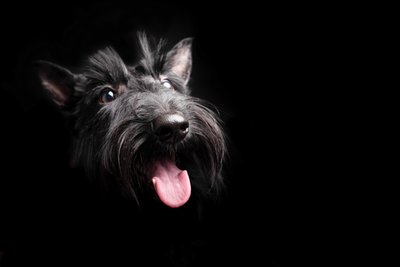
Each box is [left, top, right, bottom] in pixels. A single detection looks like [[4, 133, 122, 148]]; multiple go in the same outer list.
[[0, 1, 345, 266]]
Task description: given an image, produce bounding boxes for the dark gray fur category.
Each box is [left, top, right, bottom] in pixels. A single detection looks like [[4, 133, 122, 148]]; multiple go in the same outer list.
[[36, 33, 226, 205]]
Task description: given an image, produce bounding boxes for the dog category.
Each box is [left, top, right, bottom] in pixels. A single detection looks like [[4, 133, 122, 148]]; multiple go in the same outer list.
[[32, 32, 227, 265]]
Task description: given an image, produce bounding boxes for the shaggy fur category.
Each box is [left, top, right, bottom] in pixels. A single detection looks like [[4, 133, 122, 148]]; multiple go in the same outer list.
[[36, 33, 226, 208]]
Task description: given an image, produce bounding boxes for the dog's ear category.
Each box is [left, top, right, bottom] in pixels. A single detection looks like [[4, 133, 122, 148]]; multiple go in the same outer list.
[[35, 60, 75, 106], [164, 38, 193, 85]]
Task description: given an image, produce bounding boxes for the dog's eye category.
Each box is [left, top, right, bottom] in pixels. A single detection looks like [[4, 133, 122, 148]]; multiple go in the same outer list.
[[161, 79, 173, 90], [99, 89, 117, 104]]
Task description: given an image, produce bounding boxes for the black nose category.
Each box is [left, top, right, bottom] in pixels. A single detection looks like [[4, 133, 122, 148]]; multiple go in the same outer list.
[[153, 114, 189, 143]]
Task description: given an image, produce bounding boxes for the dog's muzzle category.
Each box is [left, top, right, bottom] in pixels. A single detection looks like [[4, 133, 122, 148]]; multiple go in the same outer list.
[[150, 113, 191, 208]]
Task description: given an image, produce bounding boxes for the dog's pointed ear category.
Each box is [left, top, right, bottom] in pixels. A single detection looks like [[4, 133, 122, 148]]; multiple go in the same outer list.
[[164, 38, 193, 85], [35, 60, 75, 106]]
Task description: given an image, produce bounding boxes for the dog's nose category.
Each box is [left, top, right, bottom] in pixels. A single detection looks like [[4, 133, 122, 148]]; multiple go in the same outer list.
[[153, 114, 189, 143]]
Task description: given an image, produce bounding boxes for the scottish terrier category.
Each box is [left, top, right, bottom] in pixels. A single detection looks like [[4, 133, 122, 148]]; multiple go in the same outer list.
[[30, 32, 228, 265], [36, 32, 226, 211]]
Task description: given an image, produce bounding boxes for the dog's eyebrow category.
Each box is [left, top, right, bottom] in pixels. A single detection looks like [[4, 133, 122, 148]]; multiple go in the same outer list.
[[84, 47, 129, 86]]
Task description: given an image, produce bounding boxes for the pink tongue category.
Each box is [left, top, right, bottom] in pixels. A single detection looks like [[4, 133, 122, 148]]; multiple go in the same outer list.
[[151, 161, 191, 208]]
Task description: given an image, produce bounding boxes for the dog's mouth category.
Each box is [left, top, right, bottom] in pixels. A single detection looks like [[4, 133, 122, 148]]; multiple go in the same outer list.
[[150, 160, 191, 208]]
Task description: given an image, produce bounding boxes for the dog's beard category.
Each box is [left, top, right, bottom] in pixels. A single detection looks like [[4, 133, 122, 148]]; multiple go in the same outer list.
[[96, 99, 226, 208]]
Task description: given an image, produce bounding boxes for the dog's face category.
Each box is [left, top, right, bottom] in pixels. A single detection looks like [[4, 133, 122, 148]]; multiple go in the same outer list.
[[36, 33, 226, 208]]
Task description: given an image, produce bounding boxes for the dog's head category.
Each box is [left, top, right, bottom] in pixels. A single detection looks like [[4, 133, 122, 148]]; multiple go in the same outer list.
[[36, 33, 226, 208]]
